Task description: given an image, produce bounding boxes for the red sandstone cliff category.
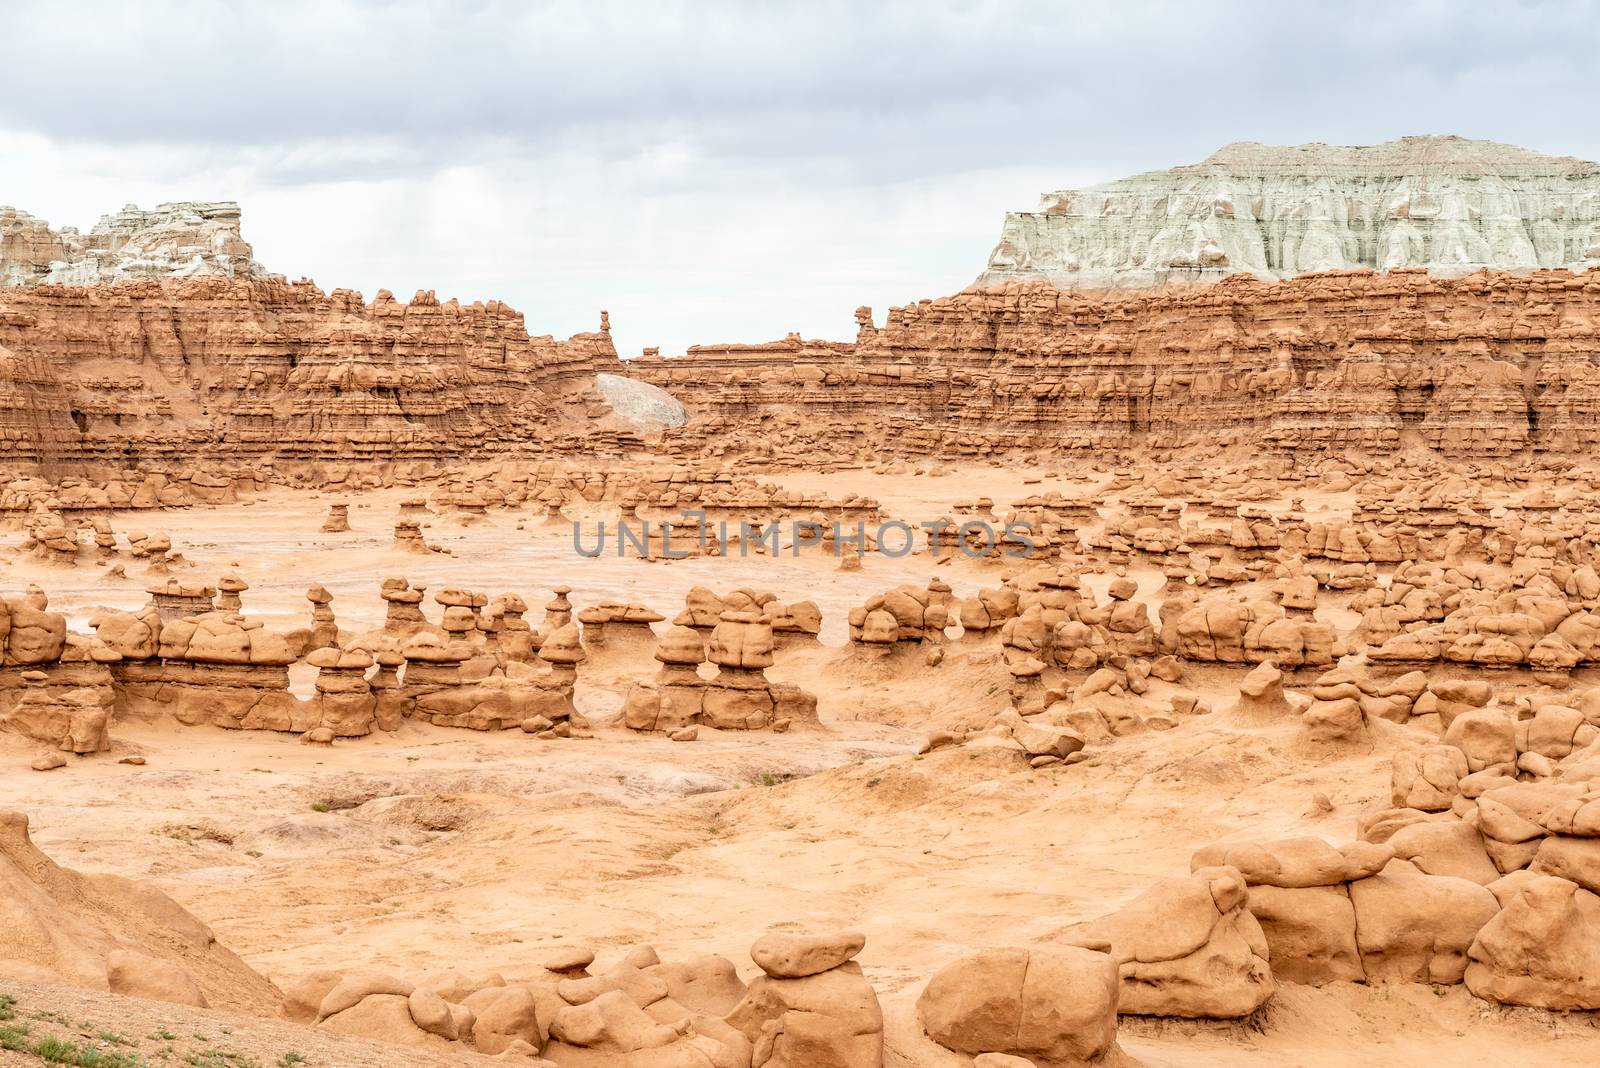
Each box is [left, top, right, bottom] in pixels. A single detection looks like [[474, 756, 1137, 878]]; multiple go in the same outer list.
[[0, 278, 625, 465], [7, 264, 1600, 468], [631, 267, 1600, 460]]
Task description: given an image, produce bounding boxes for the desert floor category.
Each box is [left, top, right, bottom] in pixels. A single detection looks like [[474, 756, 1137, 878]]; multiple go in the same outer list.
[[3, 470, 1598, 1066]]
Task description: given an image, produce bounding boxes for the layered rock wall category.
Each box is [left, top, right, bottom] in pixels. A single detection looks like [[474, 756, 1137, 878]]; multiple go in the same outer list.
[[978, 136, 1600, 290], [0, 278, 624, 464], [633, 267, 1600, 459]]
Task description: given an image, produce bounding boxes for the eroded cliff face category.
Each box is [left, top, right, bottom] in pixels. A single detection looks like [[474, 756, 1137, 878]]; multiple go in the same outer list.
[[978, 136, 1600, 291], [631, 267, 1600, 460], [0, 202, 271, 287], [0, 277, 625, 465]]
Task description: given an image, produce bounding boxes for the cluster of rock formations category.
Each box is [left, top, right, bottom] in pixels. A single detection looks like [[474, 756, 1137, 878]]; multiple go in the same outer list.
[[0, 469, 262, 511], [13, 470, 1600, 1061], [883, 494, 1600, 1032], [915, 864, 1276, 1064], [285, 930, 879, 1066], [0, 577, 595, 752], [20, 141, 1600, 1065], [908, 670, 1600, 1061], [623, 588, 820, 736], [1, 572, 837, 761], [7, 788, 884, 1065], [1368, 690, 1600, 1008], [976, 136, 1600, 290], [427, 461, 882, 528]]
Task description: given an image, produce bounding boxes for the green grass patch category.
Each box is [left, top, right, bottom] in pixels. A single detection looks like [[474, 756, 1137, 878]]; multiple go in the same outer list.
[[33, 1035, 149, 1066], [186, 1049, 263, 1068]]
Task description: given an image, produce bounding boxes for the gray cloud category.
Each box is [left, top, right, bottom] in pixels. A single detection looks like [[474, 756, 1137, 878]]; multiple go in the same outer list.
[[2, 0, 1598, 355], [6, 0, 1598, 179]]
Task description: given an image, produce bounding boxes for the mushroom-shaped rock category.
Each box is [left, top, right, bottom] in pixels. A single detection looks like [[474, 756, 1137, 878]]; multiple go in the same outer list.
[[654, 625, 706, 666], [539, 623, 587, 665], [216, 573, 249, 612], [726, 931, 884, 1068], [1229, 661, 1290, 723]]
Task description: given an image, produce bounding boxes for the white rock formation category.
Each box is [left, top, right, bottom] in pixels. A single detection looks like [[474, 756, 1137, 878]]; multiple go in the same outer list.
[[0, 202, 276, 287], [596, 373, 688, 431], [977, 135, 1600, 290]]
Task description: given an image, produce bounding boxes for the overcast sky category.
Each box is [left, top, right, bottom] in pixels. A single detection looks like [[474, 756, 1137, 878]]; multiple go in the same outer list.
[[3, 0, 1597, 355]]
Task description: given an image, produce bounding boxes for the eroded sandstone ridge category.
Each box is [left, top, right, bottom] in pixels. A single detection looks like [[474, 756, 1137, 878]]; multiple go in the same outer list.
[[0, 277, 626, 463], [0, 202, 272, 287], [977, 136, 1600, 290], [634, 267, 1600, 459]]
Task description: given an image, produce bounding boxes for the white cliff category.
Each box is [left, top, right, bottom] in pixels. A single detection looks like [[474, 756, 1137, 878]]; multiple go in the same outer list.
[[0, 201, 275, 287], [977, 135, 1600, 290]]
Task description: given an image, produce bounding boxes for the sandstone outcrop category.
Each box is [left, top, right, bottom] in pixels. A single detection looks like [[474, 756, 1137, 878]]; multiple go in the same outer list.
[[1465, 872, 1600, 1009], [727, 930, 882, 1068], [0, 272, 624, 464], [0, 670, 112, 755], [634, 265, 1600, 460], [294, 935, 874, 1066], [0, 809, 280, 1011], [1060, 865, 1274, 1017], [1189, 834, 1503, 988]]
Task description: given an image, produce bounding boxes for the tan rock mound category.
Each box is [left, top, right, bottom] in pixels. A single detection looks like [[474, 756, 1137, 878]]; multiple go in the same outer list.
[[1060, 865, 1274, 1017], [0, 809, 280, 1012], [1465, 872, 1600, 1009]]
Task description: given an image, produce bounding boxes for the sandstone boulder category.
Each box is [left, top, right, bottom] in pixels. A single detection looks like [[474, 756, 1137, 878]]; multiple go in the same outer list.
[[1466, 872, 1600, 1009], [1062, 865, 1273, 1017], [1347, 867, 1499, 983], [917, 946, 1122, 1066], [750, 930, 865, 979]]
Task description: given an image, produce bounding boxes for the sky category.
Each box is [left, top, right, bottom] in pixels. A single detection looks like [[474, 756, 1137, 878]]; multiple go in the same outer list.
[[2, 0, 1598, 356]]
